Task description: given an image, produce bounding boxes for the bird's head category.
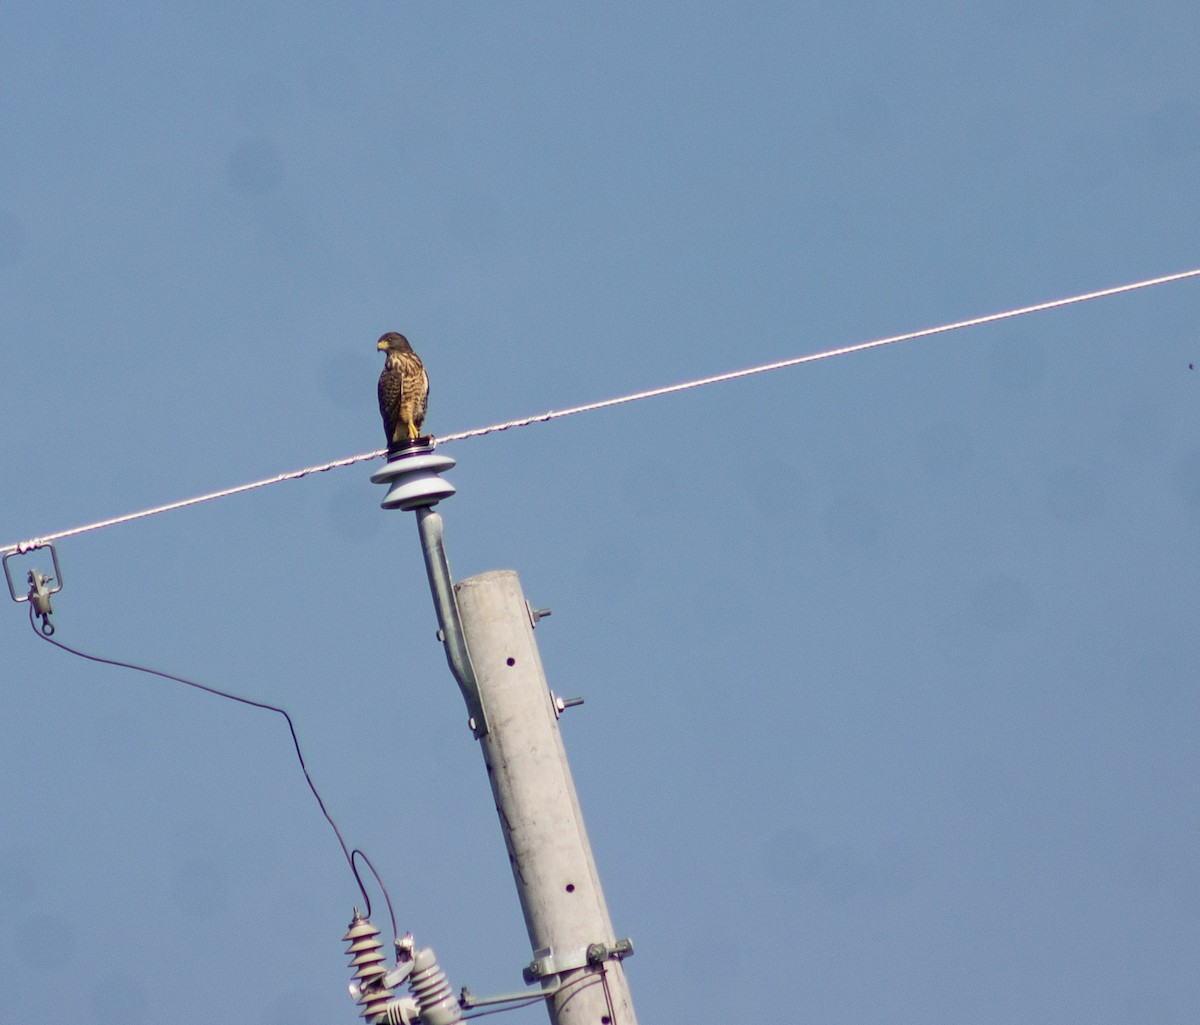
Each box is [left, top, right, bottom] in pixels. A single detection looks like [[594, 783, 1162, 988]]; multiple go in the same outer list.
[[377, 332, 412, 354]]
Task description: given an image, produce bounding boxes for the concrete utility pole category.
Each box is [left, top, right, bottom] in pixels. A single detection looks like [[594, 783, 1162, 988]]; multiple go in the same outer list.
[[372, 442, 639, 1025], [457, 570, 637, 1025]]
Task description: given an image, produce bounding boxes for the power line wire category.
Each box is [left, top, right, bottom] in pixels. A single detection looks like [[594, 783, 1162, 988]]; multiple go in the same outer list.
[[3, 266, 1197, 555], [26, 602, 393, 922], [437, 266, 1200, 442], [4, 450, 379, 555]]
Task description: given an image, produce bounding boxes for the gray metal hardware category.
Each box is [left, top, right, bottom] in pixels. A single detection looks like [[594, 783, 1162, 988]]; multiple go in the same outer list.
[[523, 937, 634, 983], [550, 692, 585, 718], [415, 506, 487, 737], [370, 443, 488, 737], [4, 543, 63, 635], [3, 542, 63, 604]]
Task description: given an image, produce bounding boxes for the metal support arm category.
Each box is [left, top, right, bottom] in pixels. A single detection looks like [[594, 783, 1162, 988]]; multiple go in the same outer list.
[[370, 442, 488, 737], [415, 506, 488, 737]]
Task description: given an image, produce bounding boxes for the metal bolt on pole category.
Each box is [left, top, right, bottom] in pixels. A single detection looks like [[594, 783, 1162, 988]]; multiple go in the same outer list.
[[372, 442, 639, 1025]]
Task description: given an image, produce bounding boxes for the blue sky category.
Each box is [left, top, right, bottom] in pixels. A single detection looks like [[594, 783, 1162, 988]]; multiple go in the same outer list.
[[2, 4, 1198, 1023]]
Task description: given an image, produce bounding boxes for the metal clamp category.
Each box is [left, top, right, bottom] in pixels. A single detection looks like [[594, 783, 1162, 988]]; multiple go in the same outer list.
[[523, 937, 634, 983], [4, 543, 63, 635]]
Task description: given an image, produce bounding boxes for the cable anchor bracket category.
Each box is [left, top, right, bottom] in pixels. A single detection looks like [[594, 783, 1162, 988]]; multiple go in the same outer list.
[[4, 542, 63, 635]]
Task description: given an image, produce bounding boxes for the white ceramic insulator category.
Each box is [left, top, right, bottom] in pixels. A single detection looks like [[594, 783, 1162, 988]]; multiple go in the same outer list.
[[344, 915, 395, 1020]]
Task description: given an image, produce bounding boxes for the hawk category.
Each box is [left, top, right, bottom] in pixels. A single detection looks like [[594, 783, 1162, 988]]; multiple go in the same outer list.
[[377, 332, 429, 446]]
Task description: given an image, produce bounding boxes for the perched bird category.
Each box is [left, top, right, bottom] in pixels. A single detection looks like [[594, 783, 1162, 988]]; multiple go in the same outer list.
[[377, 332, 429, 445]]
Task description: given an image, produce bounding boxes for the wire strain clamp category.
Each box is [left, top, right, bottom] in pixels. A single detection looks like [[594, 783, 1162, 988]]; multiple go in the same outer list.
[[4, 541, 63, 635]]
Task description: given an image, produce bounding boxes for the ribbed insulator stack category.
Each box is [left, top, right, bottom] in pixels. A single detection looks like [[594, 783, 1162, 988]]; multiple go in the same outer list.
[[344, 913, 394, 1021], [409, 947, 463, 1025], [369, 442, 457, 511]]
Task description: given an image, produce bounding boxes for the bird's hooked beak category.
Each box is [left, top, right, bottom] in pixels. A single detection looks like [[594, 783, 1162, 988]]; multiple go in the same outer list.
[[377, 339, 389, 351]]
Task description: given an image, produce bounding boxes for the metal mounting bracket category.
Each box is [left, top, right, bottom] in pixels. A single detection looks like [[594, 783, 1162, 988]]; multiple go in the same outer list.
[[523, 937, 634, 984]]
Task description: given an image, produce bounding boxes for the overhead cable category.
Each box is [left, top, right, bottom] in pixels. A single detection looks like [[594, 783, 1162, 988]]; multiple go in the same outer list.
[[26, 602, 394, 922], [3, 266, 1197, 555]]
